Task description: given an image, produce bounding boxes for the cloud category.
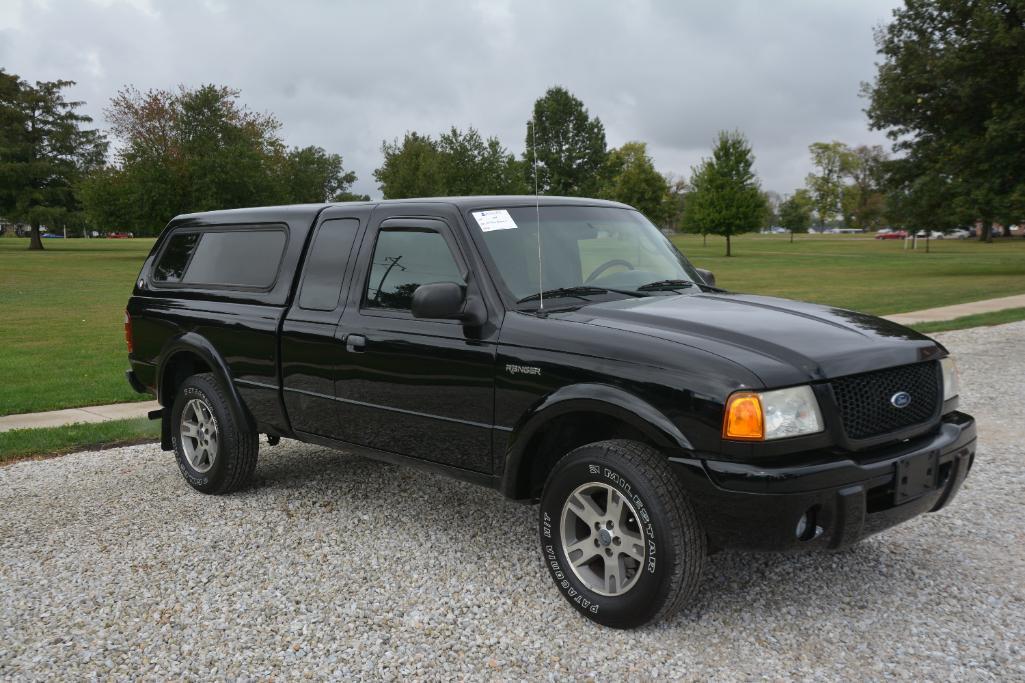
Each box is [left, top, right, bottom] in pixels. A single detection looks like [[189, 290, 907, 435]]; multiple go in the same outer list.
[[0, 0, 900, 198]]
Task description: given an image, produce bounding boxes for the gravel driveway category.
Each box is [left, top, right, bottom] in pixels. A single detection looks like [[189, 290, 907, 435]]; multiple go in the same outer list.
[[2, 322, 1024, 680]]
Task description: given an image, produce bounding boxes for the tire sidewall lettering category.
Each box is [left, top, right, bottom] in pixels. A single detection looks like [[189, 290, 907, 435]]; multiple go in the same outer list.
[[540, 456, 665, 619], [173, 384, 224, 487], [601, 465, 657, 574]]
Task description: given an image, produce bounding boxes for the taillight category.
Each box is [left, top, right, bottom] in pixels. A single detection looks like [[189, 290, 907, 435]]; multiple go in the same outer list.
[[124, 310, 134, 354]]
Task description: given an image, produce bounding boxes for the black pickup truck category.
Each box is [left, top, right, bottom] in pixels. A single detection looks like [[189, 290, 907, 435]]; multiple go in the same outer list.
[[125, 196, 975, 628]]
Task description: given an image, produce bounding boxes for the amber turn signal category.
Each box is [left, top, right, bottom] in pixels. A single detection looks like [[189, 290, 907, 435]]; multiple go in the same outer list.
[[723, 392, 764, 440]]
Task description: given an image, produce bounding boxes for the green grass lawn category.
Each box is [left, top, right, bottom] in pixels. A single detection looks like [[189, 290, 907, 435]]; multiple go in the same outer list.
[[673, 233, 1025, 316], [2, 233, 1025, 418], [0, 238, 155, 415], [909, 306, 1025, 334], [0, 417, 159, 463]]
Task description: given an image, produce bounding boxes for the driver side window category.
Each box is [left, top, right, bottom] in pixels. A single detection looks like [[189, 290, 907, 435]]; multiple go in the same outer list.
[[365, 229, 462, 310]]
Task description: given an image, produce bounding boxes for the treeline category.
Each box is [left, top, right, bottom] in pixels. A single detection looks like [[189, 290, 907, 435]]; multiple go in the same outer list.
[[373, 86, 681, 227], [0, 75, 370, 249], [3, 0, 1024, 252], [0, 73, 732, 248], [80, 85, 370, 236], [0, 66, 924, 258], [774, 0, 1025, 243]]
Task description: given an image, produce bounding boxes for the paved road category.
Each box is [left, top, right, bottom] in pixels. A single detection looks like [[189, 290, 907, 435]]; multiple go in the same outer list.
[[1, 323, 1023, 680]]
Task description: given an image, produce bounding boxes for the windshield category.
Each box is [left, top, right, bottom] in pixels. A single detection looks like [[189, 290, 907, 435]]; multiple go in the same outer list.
[[469, 205, 701, 305]]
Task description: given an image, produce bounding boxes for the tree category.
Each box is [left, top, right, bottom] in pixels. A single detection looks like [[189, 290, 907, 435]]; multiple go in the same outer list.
[[373, 132, 443, 199], [846, 145, 888, 231], [865, 0, 1025, 241], [761, 190, 782, 229], [524, 86, 608, 196], [279, 145, 358, 204], [436, 127, 525, 196], [805, 141, 889, 231], [662, 173, 688, 232], [601, 141, 670, 223], [778, 189, 814, 242], [334, 190, 372, 202], [0, 70, 106, 249], [683, 131, 767, 256], [805, 141, 856, 227], [80, 84, 360, 235], [374, 127, 524, 199], [881, 157, 961, 233]]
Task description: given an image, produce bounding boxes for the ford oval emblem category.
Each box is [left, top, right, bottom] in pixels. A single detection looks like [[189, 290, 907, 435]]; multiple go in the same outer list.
[[890, 391, 912, 409]]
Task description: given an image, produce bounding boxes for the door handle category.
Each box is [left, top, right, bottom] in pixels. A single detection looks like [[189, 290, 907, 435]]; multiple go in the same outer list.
[[345, 334, 367, 353]]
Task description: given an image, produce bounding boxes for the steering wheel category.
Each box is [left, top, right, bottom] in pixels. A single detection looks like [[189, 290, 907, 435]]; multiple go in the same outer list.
[[584, 259, 635, 284]]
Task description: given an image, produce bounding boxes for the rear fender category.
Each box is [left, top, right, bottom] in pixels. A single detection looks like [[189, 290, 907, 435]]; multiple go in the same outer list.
[[156, 332, 251, 450]]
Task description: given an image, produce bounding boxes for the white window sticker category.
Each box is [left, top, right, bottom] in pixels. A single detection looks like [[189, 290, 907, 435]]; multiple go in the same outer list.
[[472, 209, 518, 232]]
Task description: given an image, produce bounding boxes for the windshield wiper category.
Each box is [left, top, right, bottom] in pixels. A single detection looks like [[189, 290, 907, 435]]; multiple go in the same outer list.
[[517, 286, 609, 304], [516, 285, 651, 304], [636, 279, 695, 292]]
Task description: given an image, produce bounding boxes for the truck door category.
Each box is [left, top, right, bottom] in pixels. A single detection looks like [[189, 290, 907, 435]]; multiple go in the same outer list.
[[280, 205, 371, 438], [333, 206, 497, 473]]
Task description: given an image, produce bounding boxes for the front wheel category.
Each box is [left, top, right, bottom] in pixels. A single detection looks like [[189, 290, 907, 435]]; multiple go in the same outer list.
[[538, 440, 706, 628], [171, 372, 258, 494]]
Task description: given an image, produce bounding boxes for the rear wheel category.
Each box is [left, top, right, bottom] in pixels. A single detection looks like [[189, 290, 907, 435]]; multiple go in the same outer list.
[[538, 439, 705, 628], [171, 373, 258, 494]]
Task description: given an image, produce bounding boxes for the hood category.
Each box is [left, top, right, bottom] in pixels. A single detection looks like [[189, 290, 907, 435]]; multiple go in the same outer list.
[[565, 292, 944, 387]]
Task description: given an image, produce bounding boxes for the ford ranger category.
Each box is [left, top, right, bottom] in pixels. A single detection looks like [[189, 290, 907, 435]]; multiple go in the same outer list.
[[124, 196, 975, 628]]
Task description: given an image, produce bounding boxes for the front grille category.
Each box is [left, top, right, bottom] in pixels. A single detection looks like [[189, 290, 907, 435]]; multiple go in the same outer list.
[[830, 361, 941, 440]]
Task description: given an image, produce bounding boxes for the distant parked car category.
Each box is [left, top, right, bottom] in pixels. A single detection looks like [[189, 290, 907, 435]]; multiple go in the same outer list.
[[41, 232, 64, 238], [108, 231, 134, 239], [946, 229, 970, 239], [876, 230, 907, 240]]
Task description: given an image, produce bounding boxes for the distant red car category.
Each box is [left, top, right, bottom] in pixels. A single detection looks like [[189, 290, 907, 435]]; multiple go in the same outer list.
[[875, 230, 907, 240], [107, 231, 134, 239]]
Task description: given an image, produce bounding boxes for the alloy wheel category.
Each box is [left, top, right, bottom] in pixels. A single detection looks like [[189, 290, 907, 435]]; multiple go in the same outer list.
[[179, 398, 218, 473], [559, 481, 646, 596]]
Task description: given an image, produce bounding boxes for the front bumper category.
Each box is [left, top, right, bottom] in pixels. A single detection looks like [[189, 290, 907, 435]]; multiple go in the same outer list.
[[671, 412, 976, 551]]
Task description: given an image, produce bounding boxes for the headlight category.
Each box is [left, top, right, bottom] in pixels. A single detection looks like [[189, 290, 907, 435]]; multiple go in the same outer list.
[[940, 357, 960, 402], [723, 386, 824, 441]]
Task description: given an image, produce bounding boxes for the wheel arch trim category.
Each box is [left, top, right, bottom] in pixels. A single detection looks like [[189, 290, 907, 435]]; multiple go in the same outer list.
[[155, 332, 251, 449], [499, 383, 692, 498]]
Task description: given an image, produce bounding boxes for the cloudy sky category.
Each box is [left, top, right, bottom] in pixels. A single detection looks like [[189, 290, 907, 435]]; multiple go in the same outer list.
[[0, 0, 901, 199]]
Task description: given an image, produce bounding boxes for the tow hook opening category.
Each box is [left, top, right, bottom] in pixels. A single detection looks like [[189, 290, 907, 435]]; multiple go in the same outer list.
[[796, 505, 823, 542]]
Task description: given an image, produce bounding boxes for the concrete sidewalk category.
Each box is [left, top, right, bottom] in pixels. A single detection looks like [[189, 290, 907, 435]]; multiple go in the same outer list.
[[883, 293, 1025, 326], [0, 400, 159, 433]]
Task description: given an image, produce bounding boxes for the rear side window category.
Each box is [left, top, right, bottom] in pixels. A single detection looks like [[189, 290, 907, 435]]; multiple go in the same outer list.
[[298, 218, 360, 310], [153, 232, 200, 282], [153, 227, 287, 289]]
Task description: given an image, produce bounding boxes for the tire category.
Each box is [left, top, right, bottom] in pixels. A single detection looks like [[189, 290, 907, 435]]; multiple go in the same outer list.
[[538, 439, 706, 628], [170, 372, 258, 495]]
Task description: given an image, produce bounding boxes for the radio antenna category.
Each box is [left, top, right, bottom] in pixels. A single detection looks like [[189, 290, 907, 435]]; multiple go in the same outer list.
[[532, 114, 543, 312]]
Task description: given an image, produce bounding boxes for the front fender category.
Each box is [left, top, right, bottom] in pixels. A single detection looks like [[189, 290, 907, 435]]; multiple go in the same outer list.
[[499, 383, 691, 498]]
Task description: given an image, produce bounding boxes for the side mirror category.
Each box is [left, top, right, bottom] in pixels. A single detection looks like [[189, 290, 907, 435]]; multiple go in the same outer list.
[[411, 282, 486, 326], [696, 268, 716, 287]]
